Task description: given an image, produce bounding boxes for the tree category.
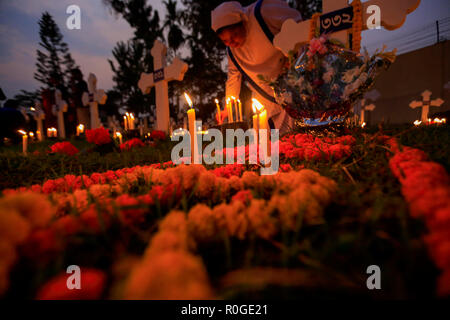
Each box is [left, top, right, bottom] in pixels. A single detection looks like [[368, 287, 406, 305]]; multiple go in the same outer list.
[[104, 0, 163, 115], [162, 0, 185, 55], [34, 12, 78, 89], [14, 90, 41, 108], [288, 0, 322, 20]]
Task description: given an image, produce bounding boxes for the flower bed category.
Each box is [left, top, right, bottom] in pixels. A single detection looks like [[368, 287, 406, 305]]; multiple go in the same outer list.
[[0, 128, 447, 299], [385, 137, 450, 296]]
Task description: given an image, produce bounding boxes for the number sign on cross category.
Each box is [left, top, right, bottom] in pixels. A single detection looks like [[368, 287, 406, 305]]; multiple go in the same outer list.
[[273, 0, 421, 56]]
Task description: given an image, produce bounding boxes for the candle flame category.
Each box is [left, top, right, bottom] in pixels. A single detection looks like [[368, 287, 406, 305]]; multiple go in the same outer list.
[[29, 132, 34, 137], [77, 124, 84, 130], [251, 98, 264, 112], [18, 130, 27, 135], [184, 93, 193, 108], [116, 132, 122, 137], [361, 122, 366, 128], [215, 99, 219, 104], [30, 107, 36, 111], [413, 120, 422, 126]]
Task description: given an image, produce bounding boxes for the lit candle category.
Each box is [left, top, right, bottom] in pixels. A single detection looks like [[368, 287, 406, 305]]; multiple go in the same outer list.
[[252, 98, 270, 157], [232, 96, 239, 122], [215, 99, 222, 125], [238, 99, 243, 122], [18, 130, 27, 154], [76, 124, 84, 136], [36, 130, 42, 142], [47, 128, 51, 138], [124, 115, 129, 131], [227, 98, 234, 123], [130, 113, 135, 130], [184, 93, 198, 164], [54, 128, 58, 137], [252, 104, 259, 147], [116, 132, 123, 145]]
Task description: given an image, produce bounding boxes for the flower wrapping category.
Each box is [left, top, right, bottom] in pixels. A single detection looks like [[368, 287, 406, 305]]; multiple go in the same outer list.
[[262, 37, 396, 126]]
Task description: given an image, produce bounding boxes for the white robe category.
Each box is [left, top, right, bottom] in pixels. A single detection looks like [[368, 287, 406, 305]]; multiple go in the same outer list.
[[225, 0, 302, 133]]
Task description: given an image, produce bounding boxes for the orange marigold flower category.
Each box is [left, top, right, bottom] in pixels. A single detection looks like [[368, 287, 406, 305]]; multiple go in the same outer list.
[[0, 192, 55, 228], [187, 204, 217, 242], [125, 251, 213, 300]]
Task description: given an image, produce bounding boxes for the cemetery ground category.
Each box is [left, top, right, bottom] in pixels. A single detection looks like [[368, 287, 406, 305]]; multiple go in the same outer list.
[[0, 124, 449, 299]]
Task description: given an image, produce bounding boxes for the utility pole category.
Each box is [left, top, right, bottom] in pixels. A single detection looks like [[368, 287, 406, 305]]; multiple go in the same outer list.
[[436, 20, 440, 44]]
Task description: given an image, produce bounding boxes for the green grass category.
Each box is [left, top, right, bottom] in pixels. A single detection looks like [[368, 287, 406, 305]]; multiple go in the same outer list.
[[0, 137, 176, 190]]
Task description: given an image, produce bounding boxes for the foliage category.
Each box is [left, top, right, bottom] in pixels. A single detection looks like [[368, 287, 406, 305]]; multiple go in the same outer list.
[[288, 0, 322, 20], [105, 0, 163, 115], [34, 12, 78, 91], [13, 90, 41, 107]]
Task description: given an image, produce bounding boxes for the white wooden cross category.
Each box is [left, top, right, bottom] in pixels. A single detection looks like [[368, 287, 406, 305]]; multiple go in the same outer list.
[[353, 89, 380, 124], [82, 73, 107, 130], [359, 98, 376, 125], [138, 40, 188, 133], [52, 89, 68, 139], [33, 101, 45, 141], [274, 0, 421, 55], [409, 90, 444, 123]]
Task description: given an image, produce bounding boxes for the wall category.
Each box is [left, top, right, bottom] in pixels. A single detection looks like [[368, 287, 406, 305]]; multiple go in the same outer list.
[[367, 40, 449, 124]]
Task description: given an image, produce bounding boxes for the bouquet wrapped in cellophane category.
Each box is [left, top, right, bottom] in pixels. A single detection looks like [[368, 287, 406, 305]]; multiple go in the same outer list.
[[261, 36, 396, 127]]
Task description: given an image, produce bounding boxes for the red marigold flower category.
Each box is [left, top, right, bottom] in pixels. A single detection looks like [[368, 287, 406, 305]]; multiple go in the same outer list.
[[119, 138, 145, 151], [232, 190, 253, 205], [85, 127, 111, 145], [50, 142, 79, 156], [90, 173, 106, 184], [336, 135, 356, 146], [280, 164, 292, 172], [36, 268, 106, 300], [150, 130, 166, 141], [212, 164, 245, 178], [51, 215, 82, 236], [80, 205, 111, 233], [116, 194, 146, 225], [22, 229, 61, 259]]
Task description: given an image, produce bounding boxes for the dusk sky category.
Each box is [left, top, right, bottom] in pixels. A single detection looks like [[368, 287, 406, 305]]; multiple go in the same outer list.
[[0, 0, 449, 99]]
